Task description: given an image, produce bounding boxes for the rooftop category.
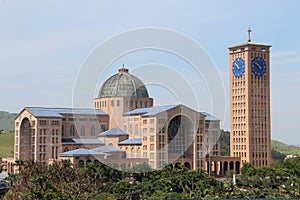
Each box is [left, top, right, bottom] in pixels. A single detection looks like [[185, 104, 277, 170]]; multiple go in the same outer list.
[[98, 128, 128, 136], [92, 145, 124, 153], [23, 107, 106, 118], [201, 112, 220, 121], [58, 148, 106, 157], [119, 138, 142, 145], [61, 138, 104, 145], [124, 105, 177, 116]]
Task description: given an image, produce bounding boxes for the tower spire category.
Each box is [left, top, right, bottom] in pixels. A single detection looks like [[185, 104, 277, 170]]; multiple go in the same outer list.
[[247, 27, 252, 42]]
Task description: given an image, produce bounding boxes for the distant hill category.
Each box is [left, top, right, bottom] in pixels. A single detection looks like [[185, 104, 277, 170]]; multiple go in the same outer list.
[[0, 111, 16, 131], [272, 139, 300, 156], [218, 131, 299, 161]]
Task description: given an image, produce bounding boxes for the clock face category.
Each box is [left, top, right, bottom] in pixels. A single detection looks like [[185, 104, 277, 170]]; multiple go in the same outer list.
[[232, 57, 245, 78], [251, 57, 266, 76]]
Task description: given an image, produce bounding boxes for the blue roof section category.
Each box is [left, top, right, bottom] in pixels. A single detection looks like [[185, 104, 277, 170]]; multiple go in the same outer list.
[[201, 112, 220, 121], [92, 145, 124, 153], [25, 107, 106, 118], [59, 148, 106, 157], [62, 138, 104, 145], [124, 105, 178, 117], [119, 138, 142, 145], [98, 128, 128, 136]]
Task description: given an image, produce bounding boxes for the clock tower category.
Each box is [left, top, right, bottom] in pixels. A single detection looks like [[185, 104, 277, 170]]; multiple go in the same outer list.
[[229, 29, 271, 167]]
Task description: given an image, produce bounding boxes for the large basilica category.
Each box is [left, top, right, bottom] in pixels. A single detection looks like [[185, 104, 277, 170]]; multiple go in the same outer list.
[[11, 35, 271, 175], [11, 67, 231, 173]]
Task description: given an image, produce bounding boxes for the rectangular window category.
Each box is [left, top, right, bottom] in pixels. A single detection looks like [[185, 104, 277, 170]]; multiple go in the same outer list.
[[150, 144, 155, 151], [40, 120, 47, 125], [150, 153, 155, 159], [150, 119, 155, 124], [150, 136, 155, 142], [51, 120, 59, 125]]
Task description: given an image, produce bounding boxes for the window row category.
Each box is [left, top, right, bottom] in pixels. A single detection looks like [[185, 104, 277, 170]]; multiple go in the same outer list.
[[232, 95, 246, 101], [232, 88, 246, 95], [95, 100, 150, 109]]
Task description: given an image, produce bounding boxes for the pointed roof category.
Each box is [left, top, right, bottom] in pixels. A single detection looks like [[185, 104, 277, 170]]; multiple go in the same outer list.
[[58, 148, 106, 157], [98, 128, 128, 136], [92, 145, 124, 153]]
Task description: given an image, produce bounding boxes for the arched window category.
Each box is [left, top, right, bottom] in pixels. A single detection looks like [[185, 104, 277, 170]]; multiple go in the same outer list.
[[131, 148, 135, 157], [70, 125, 75, 136], [137, 147, 141, 158], [80, 125, 85, 136], [78, 160, 84, 168], [91, 125, 95, 136], [63, 147, 69, 152], [94, 160, 100, 166], [86, 160, 92, 166]]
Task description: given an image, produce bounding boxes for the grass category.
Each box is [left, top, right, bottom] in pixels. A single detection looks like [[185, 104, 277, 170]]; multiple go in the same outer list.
[[0, 132, 14, 158], [272, 140, 300, 156]]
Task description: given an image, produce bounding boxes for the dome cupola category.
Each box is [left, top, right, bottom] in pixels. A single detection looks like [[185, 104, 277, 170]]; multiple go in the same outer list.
[[99, 68, 149, 98]]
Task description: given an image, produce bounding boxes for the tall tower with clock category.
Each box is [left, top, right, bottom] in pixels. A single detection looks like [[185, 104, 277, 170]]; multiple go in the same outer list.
[[229, 29, 271, 167]]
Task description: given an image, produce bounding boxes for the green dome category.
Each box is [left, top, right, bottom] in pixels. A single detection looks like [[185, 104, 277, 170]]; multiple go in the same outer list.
[[99, 68, 149, 98]]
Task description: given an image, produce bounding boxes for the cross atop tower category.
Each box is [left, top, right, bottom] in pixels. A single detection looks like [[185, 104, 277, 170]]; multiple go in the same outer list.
[[247, 27, 252, 42]]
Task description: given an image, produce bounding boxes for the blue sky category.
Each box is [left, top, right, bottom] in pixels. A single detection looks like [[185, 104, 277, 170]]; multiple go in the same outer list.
[[0, 1, 300, 145]]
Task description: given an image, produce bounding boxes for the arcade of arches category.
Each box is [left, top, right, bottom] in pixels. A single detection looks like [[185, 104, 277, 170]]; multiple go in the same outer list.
[[206, 156, 241, 175]]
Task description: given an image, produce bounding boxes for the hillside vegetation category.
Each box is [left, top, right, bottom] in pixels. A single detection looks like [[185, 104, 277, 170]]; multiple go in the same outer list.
[[272, 140, 300, 156], [0, 111, 16, 131], [0, 132, 14, 158]]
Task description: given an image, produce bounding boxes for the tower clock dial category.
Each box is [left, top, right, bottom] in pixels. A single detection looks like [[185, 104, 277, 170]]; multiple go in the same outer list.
[[251, 57, 266, 76], [232, 57, 245, 78]]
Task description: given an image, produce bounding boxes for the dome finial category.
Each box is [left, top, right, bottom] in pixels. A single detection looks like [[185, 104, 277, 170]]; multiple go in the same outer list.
[[119, 65, 128, 74]]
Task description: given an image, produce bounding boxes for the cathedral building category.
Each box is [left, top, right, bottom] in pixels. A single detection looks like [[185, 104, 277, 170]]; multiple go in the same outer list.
[[12, 68, 223, 171], [11, 31, 270, 174]]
